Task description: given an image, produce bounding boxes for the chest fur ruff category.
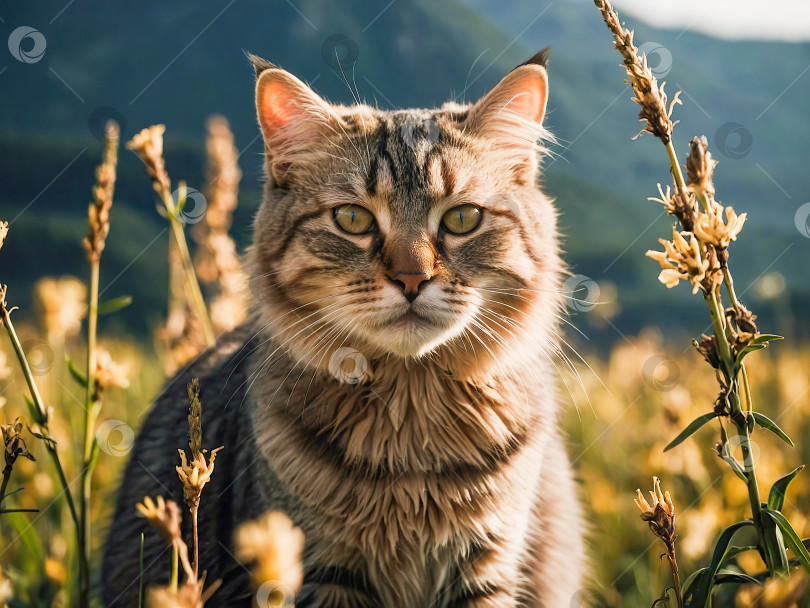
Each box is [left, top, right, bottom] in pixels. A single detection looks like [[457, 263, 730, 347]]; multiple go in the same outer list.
[[249, 354, 553, 604]]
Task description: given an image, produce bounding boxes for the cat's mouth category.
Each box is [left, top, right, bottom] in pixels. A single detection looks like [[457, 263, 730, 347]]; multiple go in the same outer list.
[[389, 309, 432, 329]]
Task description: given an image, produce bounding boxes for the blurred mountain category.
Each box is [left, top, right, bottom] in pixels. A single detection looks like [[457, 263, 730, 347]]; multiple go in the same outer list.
[[0, 0, 807, 343]]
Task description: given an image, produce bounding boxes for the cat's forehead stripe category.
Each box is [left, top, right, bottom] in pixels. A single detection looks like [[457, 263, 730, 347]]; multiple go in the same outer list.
[[362, 112, 459, 215]]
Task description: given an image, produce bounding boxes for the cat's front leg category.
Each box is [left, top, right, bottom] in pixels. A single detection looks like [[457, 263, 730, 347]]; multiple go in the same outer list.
[[439, 542, 523, 608], [294, 567, 380, 608]]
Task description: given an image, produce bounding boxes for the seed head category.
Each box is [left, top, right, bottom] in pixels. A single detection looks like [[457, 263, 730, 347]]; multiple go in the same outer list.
[[2, 418, 35, 468], [686, 136, 717, 200], [635, 476, 676, 546], [593, 0, 681, 144], [127, 125, 171, 198], [694, 204, 747, 250], [135, 495, 182, 544], [84, 121, 119, 262], [0, 222, 8, 253]]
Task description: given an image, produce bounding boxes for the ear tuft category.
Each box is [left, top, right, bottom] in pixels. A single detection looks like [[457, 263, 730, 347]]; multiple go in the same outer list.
[[465, 63, 550, 181], [255, 67, 340, 184], [246, 52, 278, 78], [518, 47, 550, 70]]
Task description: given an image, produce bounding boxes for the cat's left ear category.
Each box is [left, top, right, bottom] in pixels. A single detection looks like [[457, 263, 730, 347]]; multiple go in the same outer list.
[[250, 54, 342, 185], [465, 49, 550, 177]]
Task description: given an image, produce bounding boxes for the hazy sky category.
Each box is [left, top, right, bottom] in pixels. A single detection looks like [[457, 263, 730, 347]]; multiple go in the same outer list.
[[613, 0, 810, 41]]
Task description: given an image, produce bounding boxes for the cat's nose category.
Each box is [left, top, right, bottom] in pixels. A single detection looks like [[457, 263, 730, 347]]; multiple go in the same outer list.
[[385, 238, 437, 302], [388, 272, 432, 302]]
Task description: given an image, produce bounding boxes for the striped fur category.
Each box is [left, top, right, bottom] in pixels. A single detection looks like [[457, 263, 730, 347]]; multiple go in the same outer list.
[[101, 55, 584, 607]]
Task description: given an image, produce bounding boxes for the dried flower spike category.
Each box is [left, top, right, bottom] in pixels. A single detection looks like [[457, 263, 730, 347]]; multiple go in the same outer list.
[[176, 379, 222, 510], [635, 476, 676, 545], [136, 495, 182, 544], [84, 120, 120, 262], [649, 183, 697, 231], [234, 511, 305, 593], [646, 227, 708, 294], [694, 204, 747, 250], [2, 418, 35, 467], [686, 135, 717, 200], [127, 125, 171, 198], [95, 349, 131, 391], [192, 116, 247, 334], [593, 0, 681, 144]]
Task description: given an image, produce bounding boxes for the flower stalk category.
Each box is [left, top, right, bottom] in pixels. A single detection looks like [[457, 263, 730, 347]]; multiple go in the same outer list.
[[127, 125, 215, 347], [594, 0, 807, 600], [79, 120, 120, 606]]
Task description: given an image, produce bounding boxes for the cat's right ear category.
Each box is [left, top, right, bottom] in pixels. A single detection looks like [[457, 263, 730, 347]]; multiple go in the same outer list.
[[251, 55, 341, 185]]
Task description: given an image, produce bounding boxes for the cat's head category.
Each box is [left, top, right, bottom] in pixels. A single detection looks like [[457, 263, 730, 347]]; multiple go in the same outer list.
[[248, 52, 563, 372]]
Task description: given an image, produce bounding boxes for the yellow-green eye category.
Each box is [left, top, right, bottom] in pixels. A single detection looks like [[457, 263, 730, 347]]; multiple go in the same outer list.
[[441, 204, 482, 234], [334, 204, 375, 234]]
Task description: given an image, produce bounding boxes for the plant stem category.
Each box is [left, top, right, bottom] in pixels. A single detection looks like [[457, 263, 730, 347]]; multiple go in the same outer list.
[[138, 532, 145, 608], [0, 463, 12, 508], [665, 139, 770, 568], [667, 546, 684, 608], [159, 183, 215, 347], [191, 506, 199, 580], [79, 259, 100, 607], [171, 542, 179, 591], [0, 306, 79, 529]]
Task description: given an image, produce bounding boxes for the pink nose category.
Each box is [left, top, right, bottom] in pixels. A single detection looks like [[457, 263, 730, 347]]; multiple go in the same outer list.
[[388, 271, 432, 302], [385, 238, 437, 302]]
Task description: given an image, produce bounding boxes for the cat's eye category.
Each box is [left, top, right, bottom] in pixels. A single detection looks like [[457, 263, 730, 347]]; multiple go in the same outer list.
[[334, 204, 375, 235], [441, 204, 482, 235]]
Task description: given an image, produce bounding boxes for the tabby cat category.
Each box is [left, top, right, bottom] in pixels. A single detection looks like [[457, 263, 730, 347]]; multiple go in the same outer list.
[[102, 49, 585, 607]]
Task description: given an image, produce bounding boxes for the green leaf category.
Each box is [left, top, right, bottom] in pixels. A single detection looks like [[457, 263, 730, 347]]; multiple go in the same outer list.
[[98, 295, 133, 315], [664, 412, 717, 452], [681, 567, 708, 604], [751, 412, 795, 447], [752, 334, 784, 345], [66, 357, 88, 387], [722, 545, 758, 564], [23, 394, 39, 422], [689, 521, 756, 607], [762, 511, 790, 578], [735, 335, 784, 369], [765, 509, 810, 574], [768, 466, 805, 511], [5, 511, 46, 568], [88, 438, 101, 472], [718, 440, 749, 483], [714, 570, 761, 586]]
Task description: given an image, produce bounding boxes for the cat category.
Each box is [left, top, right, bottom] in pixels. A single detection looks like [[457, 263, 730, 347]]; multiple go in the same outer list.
[[101, 49, 585, 607]]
